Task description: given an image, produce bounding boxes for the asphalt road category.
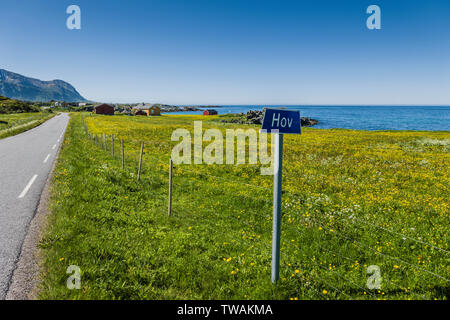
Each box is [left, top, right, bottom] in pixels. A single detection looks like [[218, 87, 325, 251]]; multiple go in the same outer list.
[[0, 113, 69, 299]]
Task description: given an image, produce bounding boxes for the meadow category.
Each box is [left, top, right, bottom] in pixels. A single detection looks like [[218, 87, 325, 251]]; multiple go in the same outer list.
[[0, 112, 55, 140], [39, 113, 449, 300]]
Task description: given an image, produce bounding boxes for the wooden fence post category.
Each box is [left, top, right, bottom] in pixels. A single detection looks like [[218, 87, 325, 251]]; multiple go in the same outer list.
[[112, 135, 115, 157], [121, 139, 125, 170], [168, 159, 173, 216], [137, 142, 144, 180]]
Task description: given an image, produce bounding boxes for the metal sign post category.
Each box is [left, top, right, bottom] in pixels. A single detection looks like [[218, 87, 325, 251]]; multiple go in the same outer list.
[[272, 132, 283, 283], [261, 108, 301, 284]]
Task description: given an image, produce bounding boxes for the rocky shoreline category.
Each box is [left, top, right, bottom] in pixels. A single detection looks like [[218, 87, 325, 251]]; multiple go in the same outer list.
[[220, 110, 319, 127], [160, 106, 202, 112], [159, 105, 221, 113]]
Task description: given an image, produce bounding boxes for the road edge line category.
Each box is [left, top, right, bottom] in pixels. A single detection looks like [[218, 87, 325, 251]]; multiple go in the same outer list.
[[5, 115, 68, 300]]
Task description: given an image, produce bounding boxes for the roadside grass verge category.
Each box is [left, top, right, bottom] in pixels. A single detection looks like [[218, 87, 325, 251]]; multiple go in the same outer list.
[[39, 113, 449, 300], [0, 112, 56, 140]]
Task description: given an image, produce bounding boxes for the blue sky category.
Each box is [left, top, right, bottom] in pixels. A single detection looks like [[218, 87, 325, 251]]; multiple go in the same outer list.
[[1, 0, 449, 105]]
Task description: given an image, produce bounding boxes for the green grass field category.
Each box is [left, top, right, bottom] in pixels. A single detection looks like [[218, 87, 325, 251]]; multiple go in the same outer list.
[[0, 112, 55, 140], [39, 113, 449, 300]]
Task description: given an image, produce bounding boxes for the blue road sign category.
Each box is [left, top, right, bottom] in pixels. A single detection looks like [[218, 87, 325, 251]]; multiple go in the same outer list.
[[261, 108, 302, 283], [261, 109, 301, 134]]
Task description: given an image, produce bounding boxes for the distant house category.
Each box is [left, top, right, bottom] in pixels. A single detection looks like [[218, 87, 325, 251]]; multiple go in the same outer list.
[[132, 104, 161, 116], [79, 103, 87, 107], [53, 101, 67, 108], [203, 109, 218, 116], [94, 104, 115, 115], [133, 104, 150, 111], [146, 106, 161, 116], [135, 110, 147, 116]]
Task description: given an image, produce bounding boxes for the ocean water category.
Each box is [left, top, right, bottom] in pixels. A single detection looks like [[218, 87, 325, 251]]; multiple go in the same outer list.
[[171, 105, 450, 131]]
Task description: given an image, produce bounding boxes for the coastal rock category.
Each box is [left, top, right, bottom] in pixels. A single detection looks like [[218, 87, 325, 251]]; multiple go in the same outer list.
[[301, 117, 319, 126], [182, 106, 202, 111], [158, 105, 203, 112], [246, 110, 264, 124]]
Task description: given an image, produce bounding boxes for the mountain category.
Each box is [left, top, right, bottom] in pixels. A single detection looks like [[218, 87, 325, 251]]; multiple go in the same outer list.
[[0, 69, 87, 102]]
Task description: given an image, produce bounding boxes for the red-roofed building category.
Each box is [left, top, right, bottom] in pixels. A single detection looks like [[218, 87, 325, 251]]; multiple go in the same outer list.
[[203, 109, 218, 116], [94, 104, 115, 115]]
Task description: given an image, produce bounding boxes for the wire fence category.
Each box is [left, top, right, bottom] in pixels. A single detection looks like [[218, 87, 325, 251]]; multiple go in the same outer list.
[[80, 114, 449, 300]]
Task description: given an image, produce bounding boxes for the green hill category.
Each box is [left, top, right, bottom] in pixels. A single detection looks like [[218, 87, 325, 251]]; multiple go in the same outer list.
[[0, 95, 41, 114]]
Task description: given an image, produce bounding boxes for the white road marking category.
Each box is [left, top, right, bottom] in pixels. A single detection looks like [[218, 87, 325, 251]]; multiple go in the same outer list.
[[52, 144, 57, 150], [18, 175, 38, 199], [43, 154, 51, 163]]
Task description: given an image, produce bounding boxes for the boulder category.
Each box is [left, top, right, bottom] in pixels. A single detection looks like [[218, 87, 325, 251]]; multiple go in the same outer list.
[[301, 117, 319, 127]]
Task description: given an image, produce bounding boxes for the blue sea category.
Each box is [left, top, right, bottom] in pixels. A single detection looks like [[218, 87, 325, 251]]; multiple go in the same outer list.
[[172, 106, 450, 131]]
